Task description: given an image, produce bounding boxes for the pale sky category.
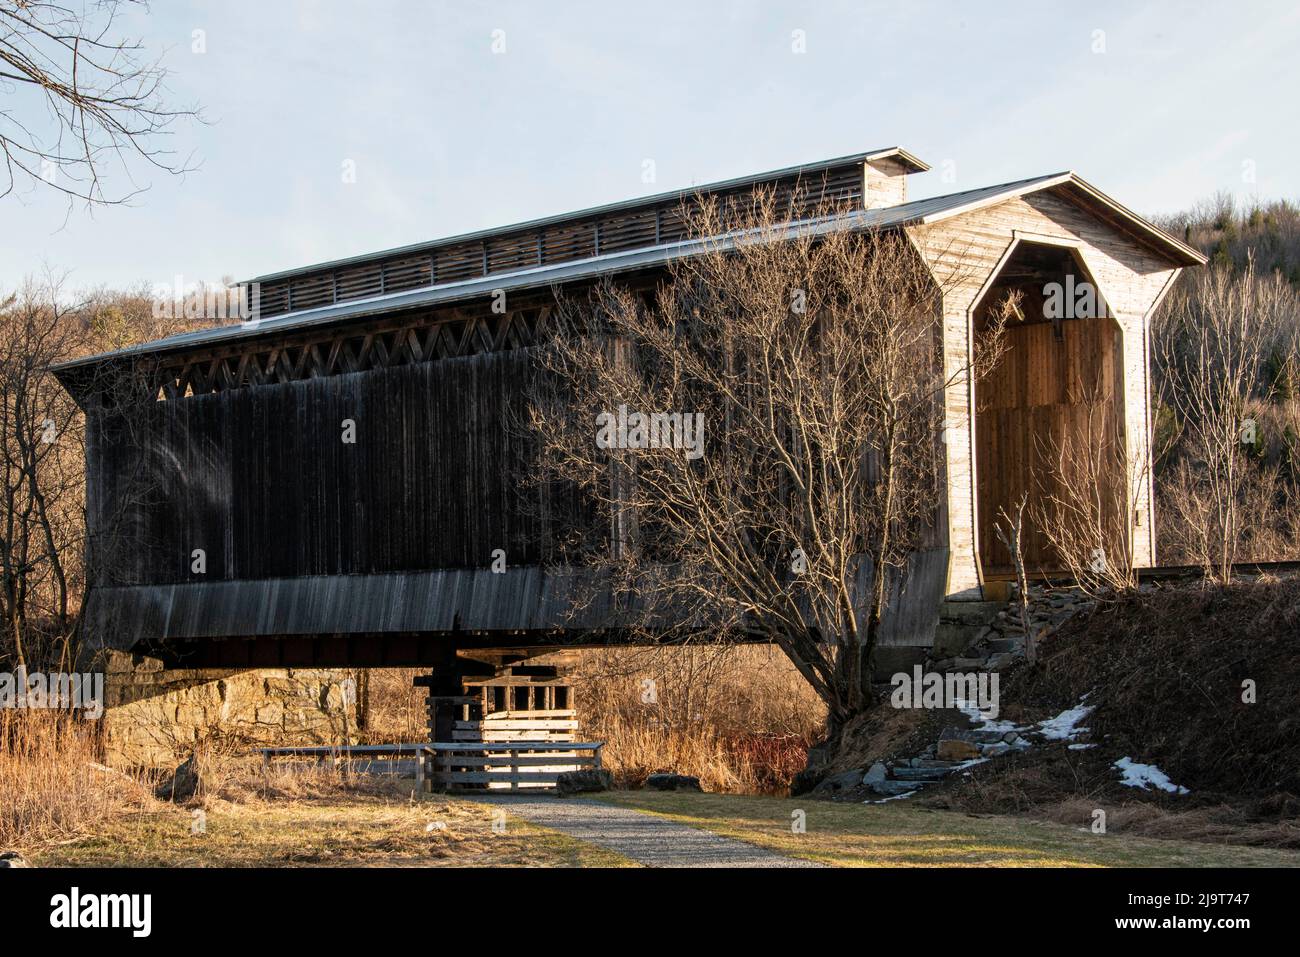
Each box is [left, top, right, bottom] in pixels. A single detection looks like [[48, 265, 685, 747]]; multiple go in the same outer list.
[[3, 0, 1298, 293]]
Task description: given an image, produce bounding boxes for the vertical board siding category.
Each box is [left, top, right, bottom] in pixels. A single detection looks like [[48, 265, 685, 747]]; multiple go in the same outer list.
[[88, 349, 588, 586], [975, 316, 1124, 572]]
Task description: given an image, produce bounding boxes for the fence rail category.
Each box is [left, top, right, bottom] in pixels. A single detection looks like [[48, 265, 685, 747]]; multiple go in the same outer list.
[[426, 741, 604, 792], [259, 743, 436, 790], [257, 741, 604, 793]]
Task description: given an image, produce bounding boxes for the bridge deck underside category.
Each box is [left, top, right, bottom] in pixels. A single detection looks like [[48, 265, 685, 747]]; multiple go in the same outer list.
[[146, 629, 741, 670]]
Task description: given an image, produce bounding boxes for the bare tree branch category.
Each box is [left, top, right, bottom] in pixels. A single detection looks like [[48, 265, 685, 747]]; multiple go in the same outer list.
[[0, 0, 200, 209]]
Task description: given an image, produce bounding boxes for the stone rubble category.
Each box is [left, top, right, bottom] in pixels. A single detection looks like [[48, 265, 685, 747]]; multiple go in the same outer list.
[[556, 768, 614, 796], [928, 584, 1095, 674], [815, 586, 1100, 801], [645, 772, 704, 792]]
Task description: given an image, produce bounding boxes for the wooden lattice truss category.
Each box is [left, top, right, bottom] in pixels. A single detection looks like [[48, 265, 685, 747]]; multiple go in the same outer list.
[[152, 301, 557, 401]]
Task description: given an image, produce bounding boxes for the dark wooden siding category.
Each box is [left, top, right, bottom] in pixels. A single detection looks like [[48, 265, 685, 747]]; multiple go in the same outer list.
[[88, 348, 592, 587]]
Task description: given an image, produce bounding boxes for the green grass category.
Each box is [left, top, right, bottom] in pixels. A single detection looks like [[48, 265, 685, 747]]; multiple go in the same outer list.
[[595, 791, 1300, 867]]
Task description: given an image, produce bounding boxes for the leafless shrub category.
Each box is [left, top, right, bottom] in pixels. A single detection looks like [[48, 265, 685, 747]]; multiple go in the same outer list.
[[1153, 257, 1300, 577], [574, 644, 825, 792], [1030, 402, 1145, 598], [1158, 458, 1296, 566]]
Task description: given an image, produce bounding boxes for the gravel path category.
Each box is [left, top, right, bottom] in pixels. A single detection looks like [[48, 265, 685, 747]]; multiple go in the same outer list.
[[471, 795, 823, 868]]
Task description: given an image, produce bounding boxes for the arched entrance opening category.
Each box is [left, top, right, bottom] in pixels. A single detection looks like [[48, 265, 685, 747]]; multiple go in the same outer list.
[[973, 241, 1127, 577]]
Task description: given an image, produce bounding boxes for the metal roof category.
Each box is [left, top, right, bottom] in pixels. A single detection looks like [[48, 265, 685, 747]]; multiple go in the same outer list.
[[244, 146, 930, 285], [53, 169, 1203, 375]]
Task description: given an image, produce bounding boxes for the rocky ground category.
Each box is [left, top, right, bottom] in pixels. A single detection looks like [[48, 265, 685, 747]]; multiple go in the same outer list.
[[811, 584, 1100, 801], [928, 584, 1098, 673], [806, 577, 1300, 854]]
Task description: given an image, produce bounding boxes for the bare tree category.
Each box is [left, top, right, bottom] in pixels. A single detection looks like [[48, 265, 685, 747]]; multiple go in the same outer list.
[[528, 191, 990, 747], [0, 275, 90, 671], [0, 277, 165, 677], [0, 0, 199, 207], [1153, 257, 1297, 580]]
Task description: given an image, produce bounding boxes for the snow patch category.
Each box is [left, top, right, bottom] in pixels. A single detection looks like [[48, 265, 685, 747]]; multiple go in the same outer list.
[[1067, 743, 1096, 750], [1037, 696, 1094, 741], [955, 699, 1024, 734], [1113, 757, 1190, 795], [866, 790, 918, 804]]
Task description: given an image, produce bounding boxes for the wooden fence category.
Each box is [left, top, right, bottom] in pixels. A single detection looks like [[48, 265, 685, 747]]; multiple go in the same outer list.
[[258, 740, 604, 793], [259, 744, 436, 790], [424, 741, 603, 792]]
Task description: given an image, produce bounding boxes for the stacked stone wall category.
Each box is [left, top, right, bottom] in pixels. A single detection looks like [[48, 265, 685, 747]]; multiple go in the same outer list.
[[100, 651, 353, 766]]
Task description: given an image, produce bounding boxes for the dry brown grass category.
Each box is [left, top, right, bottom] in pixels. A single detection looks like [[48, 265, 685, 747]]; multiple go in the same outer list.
[[1014, 578, 1300, 799], [921, 578, 1300, 847], [0, 711, 148, 852], [188, 748, 410, 807], [33, 776, 631, 868], [355, 667, 429, 743], [6, 726, 629, 867], [573, 645, 826, 793], [1039, 796, 1300, 848], [926, 747, 1300, 849], [354, 646, 826, 795]]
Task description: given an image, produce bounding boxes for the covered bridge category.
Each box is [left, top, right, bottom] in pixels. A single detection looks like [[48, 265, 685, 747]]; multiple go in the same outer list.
[[54, 146, 1204, 680]]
